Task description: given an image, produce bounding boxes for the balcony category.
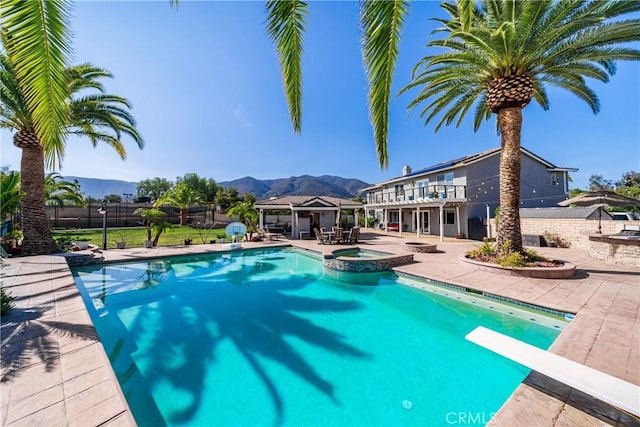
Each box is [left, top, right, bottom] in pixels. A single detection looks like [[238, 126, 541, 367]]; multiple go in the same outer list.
[[365, 185, 466, 206]]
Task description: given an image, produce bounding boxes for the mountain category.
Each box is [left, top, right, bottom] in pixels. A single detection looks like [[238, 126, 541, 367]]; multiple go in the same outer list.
[[64, 174, 371, 200], [220, 175, 370, 199], [63, 176, 138, 199]]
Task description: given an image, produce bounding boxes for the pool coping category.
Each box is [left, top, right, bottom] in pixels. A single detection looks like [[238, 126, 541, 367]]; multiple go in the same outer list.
[[1, 235, 638, 426]]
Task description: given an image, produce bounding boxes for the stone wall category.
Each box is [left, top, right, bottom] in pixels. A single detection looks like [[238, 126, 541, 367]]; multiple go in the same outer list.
[[492, 218, 636, 250], [589, 235, 640, 269]]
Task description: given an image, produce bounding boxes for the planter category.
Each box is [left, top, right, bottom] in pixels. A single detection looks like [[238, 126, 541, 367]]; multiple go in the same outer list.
[[116, 242, 126, 249], [74, 241, 90, 250], [404, 242, 437, 253], [143, 240, 153, 248], [184, 239, 192, 246], [454, 233, 465, 239], [459, 255, 576, 279]]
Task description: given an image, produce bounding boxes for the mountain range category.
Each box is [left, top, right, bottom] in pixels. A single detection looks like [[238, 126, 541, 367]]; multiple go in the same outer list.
[[64, 175, 370, 200], [218, 175, 370, 199]]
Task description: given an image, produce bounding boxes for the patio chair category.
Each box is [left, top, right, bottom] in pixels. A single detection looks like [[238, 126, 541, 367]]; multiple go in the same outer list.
[[346, 227, 359, 244], [333, 227, 344, 244], [314, 228, 328, 244]]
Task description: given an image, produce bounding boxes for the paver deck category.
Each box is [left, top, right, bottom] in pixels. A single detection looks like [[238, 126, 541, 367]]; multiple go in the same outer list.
[[1, 232, 638, 426]]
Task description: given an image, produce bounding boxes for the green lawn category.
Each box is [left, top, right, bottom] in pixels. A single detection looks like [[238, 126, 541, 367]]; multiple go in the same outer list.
[[52, 226, 230, 249]]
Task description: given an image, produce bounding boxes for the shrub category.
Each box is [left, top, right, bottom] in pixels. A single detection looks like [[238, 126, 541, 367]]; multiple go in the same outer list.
[[467, 241, 496, 259], [1, 287, 16, 316], [497, 252, 528, 267]]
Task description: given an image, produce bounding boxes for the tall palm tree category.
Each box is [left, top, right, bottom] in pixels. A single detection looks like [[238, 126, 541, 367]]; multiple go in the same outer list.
[[0, 54, 143, 255], [398, 0, 639, 253], [154, 182, 206, 226]]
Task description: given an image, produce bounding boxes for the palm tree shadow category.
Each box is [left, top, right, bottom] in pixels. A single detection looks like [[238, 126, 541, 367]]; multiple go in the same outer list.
[[95, 257, 371, 426], [1, 307, 98, 382]]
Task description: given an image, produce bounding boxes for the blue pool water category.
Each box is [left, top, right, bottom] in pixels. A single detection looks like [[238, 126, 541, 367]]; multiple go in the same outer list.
[[72, 248, 565, 427]]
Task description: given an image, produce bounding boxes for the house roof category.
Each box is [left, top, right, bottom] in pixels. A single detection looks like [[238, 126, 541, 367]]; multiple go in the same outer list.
[[255, 195, 362, 209], [519, 207, 611, 220], [362, 146, 578, 191]]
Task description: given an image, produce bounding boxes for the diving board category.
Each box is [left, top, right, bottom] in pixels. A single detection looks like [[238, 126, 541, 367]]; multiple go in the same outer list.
[[465, 326, 640, 417]]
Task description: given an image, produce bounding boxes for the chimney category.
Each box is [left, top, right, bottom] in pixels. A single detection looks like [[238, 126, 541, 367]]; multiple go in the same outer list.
[[402, 165, 412, 176]]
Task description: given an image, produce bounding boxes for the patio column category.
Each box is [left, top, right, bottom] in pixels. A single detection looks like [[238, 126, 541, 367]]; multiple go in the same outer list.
[[259, 209, 264, 229], [292, 208, 298, 238], [384, 208, 388, 231], [399, 207, 403, 236], [439, 204, 444, 242], [416, 206, 420, 238], [354, 209, 359, 228], [486, 204, 491, 239], [456, 205, 461, 235]]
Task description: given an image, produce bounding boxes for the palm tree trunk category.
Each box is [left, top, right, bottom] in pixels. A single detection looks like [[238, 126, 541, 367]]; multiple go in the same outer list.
[[497, 107, 523, 254], [16, 136, 59, 255], [180, 209, 186, 226]]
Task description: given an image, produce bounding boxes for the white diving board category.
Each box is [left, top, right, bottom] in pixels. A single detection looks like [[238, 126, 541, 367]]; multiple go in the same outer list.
[[465, 326, 640, 417]]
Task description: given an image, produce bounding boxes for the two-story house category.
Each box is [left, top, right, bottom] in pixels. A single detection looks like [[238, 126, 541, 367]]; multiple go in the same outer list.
[[362, 147, 577, 240]]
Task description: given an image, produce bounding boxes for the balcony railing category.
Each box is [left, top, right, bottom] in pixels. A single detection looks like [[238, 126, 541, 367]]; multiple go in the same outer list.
[[366, 185, 466, 204]]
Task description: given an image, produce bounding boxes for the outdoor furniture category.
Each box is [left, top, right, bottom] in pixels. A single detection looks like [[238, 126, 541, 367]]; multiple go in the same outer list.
[[322, 230, 335, 244], [346, 227, 360, 244], [333, 227, 344, 244], [314, 228, 328, 244]]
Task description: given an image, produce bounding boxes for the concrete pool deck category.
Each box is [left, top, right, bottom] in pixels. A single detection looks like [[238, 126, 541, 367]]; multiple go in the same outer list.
[[1, 233, 638, 426]]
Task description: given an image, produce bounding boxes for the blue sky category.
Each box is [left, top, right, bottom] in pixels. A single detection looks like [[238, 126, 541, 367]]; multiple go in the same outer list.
[[1, 1, 638, 190]]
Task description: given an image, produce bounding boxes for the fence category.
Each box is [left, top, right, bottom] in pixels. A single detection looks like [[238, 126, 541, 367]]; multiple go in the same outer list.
[[46, 203, 230, 229]]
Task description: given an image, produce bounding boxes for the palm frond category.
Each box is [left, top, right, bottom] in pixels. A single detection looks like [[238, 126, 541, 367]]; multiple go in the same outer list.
[[360, 0, 409, 169], [1, 0, 72, 168], [266, 0, 308, 134]]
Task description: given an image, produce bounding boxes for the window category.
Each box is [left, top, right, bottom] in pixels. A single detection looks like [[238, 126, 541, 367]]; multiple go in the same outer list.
[[417, 179, 429, 197], [436, 172, 454, 185], [395, 184, 404, 197], [445, 210, 455, 225], [551, 173, 559, 186]]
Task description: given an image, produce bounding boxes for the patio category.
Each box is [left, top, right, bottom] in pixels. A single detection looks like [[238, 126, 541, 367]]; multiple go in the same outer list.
[[1, 233, 638, 425]]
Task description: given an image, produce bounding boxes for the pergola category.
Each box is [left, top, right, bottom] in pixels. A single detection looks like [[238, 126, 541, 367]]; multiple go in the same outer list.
[[254, 195, 363, 239]]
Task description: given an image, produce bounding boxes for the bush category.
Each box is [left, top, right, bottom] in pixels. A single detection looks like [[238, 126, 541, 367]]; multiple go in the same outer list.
[[467, 239, 553, 267], [467, 241, 496, 258], [497, 252, 528, 267], [1, 287, 16, 316]]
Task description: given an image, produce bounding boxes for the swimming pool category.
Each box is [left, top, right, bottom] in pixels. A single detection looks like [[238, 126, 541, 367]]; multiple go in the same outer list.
[[72, 248, 566, 426]]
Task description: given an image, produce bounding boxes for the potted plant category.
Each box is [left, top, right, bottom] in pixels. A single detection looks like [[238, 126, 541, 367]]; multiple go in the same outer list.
[[184, 237, 193, 246], [74, 238, 90, 250], [115, 232, 127, 249], [455, 232, 465, 239]]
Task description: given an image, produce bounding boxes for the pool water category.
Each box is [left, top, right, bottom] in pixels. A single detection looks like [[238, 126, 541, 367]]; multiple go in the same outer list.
[[334, 248, 391, 258], [72, 248, 565, 427]]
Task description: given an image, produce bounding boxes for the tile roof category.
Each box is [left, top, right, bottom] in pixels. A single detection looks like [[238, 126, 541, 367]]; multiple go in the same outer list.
[[255, 195, 362, 208]]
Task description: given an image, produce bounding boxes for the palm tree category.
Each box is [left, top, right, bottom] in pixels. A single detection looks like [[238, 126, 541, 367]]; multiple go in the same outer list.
[[133, 207, 172, 247], [398, 0, 640, 253], [227, 201, 259, 241], [154, 182, 206, 226], [45, 172, 85, 207], [0, 53, 143, 255], [0, 170, 21, 222]]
